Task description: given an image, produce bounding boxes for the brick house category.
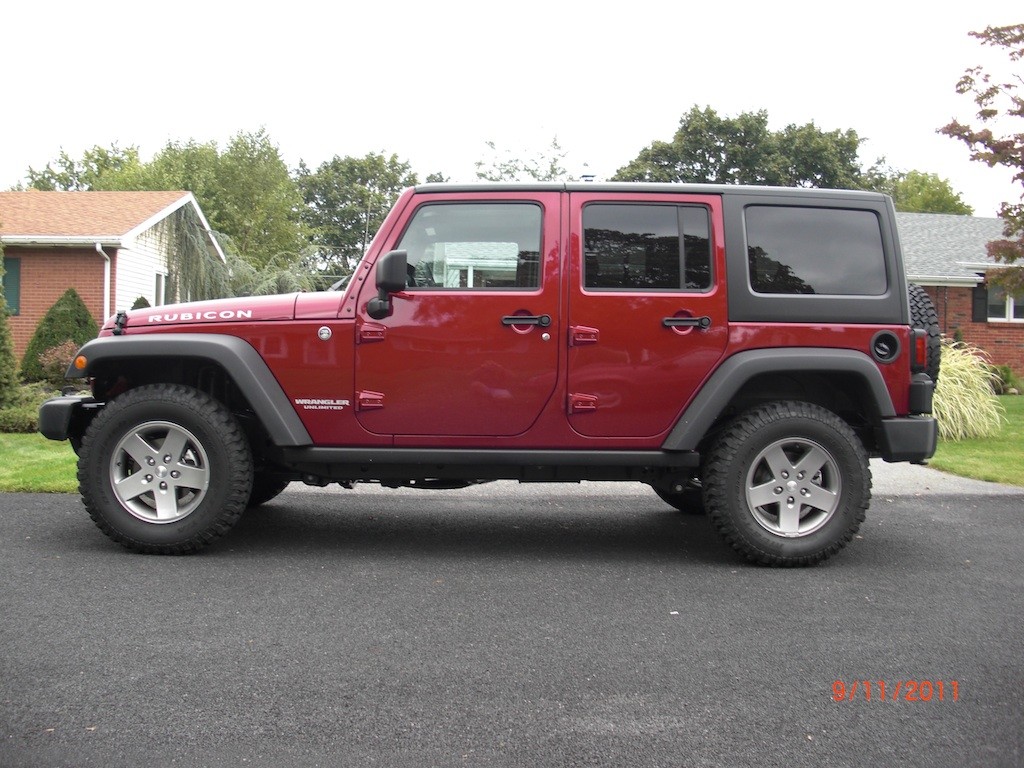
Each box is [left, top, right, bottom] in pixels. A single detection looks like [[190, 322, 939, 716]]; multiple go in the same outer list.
[[897, 212, 1024, 373], [1, 191, 223, 360]]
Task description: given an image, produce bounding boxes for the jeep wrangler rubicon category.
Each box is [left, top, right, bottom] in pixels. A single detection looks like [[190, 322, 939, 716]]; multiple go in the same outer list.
[[39, 183, 939, 566]]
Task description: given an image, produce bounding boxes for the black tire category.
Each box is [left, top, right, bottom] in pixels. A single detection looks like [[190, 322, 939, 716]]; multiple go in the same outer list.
[[703, 401, 870, 567], [248, 475, 292, 507], [652, 479, 706, 515], [77, 384, 253, 554], [908, 283, 941, 383]]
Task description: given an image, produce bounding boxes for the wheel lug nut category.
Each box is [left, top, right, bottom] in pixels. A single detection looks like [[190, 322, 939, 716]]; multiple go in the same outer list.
[[145, 475, 153, 482], [159, 482, 167, 490], [171, 471, 180, 479], [781, 471, 789, 479], [147, 457, 156, 466], [163, 455, 172, 464]]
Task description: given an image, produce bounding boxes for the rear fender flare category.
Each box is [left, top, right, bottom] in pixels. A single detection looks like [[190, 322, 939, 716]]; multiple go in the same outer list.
[[662, 348, 895, 451]]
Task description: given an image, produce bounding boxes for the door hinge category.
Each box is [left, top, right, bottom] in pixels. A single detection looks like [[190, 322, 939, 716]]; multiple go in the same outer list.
[[569, 325, 600, 346], [358, 322, 387, 344], [357, 391, 385, 410], [569, 393, 599, 413]]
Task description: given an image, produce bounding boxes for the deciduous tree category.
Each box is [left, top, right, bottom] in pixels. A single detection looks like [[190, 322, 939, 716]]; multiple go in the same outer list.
[[614, 105, 864, 190], [940, 23, 1024, 291], [475, 137, 569, 182], [25, 144, 144, 191], [613, 106, 864, 189], [296, 152, 418, 286], [862, 167, 974, 214]]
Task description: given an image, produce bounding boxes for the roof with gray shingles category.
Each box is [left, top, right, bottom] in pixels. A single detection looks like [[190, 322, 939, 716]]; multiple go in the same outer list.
[[896, 212, 1005, 286]]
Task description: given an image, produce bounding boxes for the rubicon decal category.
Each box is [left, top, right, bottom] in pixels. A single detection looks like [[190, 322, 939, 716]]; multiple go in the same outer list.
[[148, 310, 254, 322], [293, 398, 350, 411]]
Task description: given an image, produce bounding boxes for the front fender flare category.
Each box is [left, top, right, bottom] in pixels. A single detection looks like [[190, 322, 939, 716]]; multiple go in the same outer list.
[[67, 334, 312, 446]]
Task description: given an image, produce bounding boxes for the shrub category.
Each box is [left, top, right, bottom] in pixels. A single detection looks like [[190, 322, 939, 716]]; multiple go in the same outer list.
[[0, 311, 17, 408], [20, 288, 98, 382], [131, 295, 151, 309], [38, 340, 80, 387], [0, 381, 61, 433], [989, 364, 1021, 395], [0, 404, 38, 433], [932, 340, 1004, 441]]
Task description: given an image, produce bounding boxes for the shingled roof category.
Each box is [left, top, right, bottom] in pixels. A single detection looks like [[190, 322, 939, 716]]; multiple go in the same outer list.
[[896, 212, 1005, 286], [0, 190, 224, 260]]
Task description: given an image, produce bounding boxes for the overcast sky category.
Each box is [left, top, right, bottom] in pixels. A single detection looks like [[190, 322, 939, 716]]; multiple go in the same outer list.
[[4, 1, 1021, 216]]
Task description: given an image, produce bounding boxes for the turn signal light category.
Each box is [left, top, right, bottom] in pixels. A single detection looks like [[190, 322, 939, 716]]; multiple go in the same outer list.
[[73, 355, 88, 371]]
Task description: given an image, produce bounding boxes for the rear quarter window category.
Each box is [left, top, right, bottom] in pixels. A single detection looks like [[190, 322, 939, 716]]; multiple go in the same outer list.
[[745, 206, 887, 296]]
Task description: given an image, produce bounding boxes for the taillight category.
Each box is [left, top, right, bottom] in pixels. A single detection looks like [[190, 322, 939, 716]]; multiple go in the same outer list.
[[910, 328, 928, 373]]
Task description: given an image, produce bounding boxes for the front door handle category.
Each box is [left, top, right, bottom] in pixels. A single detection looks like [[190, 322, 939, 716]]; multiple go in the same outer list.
[[662, 315, 711, 329], [502, 314, 551, 327]]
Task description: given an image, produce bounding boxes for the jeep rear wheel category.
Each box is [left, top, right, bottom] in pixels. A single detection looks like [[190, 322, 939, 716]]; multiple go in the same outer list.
[[703, 401, 870, 566], [78, 384, 253, 554]]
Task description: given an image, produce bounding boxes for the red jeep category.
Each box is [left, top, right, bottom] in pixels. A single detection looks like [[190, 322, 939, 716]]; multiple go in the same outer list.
[[40, 183, 939, 565]]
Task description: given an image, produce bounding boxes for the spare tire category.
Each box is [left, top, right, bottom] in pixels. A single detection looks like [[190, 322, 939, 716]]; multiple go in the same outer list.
[[908, 283, 941, 383]]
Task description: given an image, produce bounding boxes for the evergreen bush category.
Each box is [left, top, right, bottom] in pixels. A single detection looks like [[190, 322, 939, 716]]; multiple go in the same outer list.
[[20, 288, 98, 383]]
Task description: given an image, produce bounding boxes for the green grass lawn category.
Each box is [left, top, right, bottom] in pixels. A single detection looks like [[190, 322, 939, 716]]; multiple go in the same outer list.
[[0, 433, 78, 493], [929, 395, 1024, 486], [1, 397, 1022, 493]]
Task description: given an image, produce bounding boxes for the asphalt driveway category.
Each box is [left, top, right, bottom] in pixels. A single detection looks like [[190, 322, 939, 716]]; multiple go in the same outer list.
[[1, 461, 1022, 767]]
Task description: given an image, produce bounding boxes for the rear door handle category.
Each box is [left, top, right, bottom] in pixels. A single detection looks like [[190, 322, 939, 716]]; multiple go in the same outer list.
[[662, 316, 711, 329], [502, 314, 551, 327]]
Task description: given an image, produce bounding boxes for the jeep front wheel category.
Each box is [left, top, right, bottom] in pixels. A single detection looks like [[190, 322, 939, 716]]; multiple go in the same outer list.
[[78, 384, 253, 554], [703, 401, 870, 566]]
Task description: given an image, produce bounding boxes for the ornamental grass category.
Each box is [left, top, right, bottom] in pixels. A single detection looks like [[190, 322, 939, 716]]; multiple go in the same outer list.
[[932, 340, 1004, 441]]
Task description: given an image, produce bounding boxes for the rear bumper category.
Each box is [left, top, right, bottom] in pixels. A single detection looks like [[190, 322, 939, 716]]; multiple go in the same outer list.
[[877, 416, 938, 464]]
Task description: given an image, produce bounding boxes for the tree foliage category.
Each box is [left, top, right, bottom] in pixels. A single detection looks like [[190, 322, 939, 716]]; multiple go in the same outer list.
[[862, 166, 974, 214], [940, 23, 1024, 291], [20, 288, 98, 383], [613, 106, 864, 188], [24, 130, 306, 272], [296, 152, 418, 286], [25, 144, 144, 191], [475, 137, 569, 182], [214, 129, 306, 269]]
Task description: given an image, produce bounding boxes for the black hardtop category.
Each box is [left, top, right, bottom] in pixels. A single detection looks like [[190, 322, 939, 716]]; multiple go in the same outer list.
[[414, 181, 889, 202]]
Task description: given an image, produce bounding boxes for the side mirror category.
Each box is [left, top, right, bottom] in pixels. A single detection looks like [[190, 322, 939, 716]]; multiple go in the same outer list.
[[367, 250, 408, 320]]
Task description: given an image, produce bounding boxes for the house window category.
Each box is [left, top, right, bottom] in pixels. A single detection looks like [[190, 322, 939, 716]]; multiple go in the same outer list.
[[986, 285, 1024, 322], [1, 257, 19, 315]]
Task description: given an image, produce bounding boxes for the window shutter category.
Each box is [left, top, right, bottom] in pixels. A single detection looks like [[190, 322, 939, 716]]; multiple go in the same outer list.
[[971, 285, 988, 322], [1, 257, 19, 315]]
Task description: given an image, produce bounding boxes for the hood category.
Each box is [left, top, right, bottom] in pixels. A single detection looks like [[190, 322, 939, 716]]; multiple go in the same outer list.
[[103, 293, 302, 332]]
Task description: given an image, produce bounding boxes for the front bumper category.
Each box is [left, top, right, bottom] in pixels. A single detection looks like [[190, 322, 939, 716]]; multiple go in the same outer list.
[[38, 395, 99, 442]]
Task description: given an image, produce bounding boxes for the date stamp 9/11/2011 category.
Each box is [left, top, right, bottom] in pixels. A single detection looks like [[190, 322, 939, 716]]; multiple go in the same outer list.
[[832, 680, 960, 702]]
